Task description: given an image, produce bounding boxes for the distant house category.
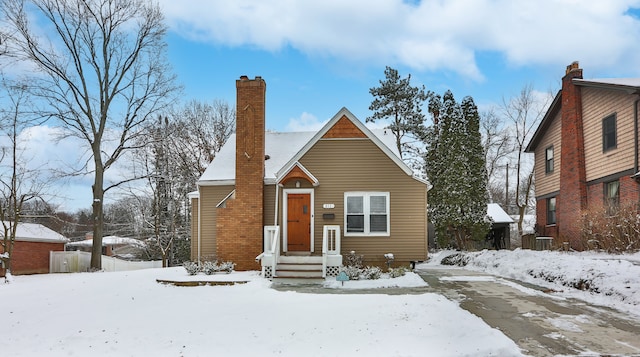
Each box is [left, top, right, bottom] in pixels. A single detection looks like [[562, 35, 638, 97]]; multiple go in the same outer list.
[[0, 222, 68, 276], [190, 76, 429, 278], [66, 235, 146, 259], [525, 61, 640, 248]]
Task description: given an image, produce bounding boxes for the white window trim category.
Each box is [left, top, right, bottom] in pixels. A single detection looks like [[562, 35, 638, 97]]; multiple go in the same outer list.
[[344, 192, 390, 237]]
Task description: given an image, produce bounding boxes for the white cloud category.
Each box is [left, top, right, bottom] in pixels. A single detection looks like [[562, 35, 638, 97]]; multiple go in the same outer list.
[[285, 112, 328, 132], [158, 0, 640, 80]]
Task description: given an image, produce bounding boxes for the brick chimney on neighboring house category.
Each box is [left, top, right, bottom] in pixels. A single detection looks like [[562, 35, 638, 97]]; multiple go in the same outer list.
[[216, 76, 266, 270], [558, 61, 587, 247]]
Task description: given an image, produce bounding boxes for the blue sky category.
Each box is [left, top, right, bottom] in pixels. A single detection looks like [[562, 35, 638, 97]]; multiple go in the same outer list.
[[6, 0, 640, 212], [159, 1, 640, 132]]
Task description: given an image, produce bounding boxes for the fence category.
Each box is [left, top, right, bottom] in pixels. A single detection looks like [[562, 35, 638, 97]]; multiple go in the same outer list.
[[50, 251, 162, 273]]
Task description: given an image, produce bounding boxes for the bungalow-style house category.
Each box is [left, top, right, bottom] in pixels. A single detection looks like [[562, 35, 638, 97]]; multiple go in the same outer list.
[[0, 221, 68, 276], [525, 62, 640, 248], [190, 76, 429, 278]]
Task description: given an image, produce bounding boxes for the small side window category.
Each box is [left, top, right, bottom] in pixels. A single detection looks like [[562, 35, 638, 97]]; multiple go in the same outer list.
[[545, 146, 554, 174], [602, 114, 617, 152]]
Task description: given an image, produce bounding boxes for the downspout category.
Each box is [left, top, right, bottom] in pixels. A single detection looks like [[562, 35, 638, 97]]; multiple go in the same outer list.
[[197, 189, 202, 264], [274, 183, 280, 226], [634, 97, 639, 176]]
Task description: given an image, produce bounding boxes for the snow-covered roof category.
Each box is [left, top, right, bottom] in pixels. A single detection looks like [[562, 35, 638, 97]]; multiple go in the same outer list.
[[487, 204, 514, 224], [66, 236, 145, 247], [198, 107, 405, 185], [1, 221, 68, 243], [574, 77, 640, 90]]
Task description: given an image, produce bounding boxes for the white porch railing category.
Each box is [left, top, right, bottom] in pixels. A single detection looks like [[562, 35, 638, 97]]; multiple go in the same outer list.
[[261, 225, 280, 277], [322, 225, 341, 277]]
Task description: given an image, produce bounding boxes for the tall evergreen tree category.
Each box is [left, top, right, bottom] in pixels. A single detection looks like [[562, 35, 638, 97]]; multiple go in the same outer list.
[[368, 66, 430, 172], [425, 91, 489, 249]]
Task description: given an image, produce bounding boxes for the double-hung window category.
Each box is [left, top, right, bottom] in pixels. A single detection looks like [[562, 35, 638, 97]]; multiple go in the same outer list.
[[602, 114, 617, 152], [604, 180, 620, 215], [546, 197, 556, 225], [345, 192, 390, 236], [545, 146, 554, 174]]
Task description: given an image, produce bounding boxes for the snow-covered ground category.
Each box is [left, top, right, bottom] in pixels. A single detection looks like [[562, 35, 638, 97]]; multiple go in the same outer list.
[[422, 249, 640, 318], [1, 267, 522, 356], [3, 249, 638, 356]]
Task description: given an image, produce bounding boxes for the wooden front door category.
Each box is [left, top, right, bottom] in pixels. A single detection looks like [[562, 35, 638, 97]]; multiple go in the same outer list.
[[287, 193, 311, 251]]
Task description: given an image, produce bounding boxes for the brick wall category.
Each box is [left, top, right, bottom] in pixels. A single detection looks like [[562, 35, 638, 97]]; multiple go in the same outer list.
[[216, 76, 266, 270], [558, 62, 588, 247], [3, 241, 65, 275]]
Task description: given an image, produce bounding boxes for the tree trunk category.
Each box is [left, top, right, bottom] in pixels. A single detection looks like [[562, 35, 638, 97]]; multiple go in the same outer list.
[[90, 152, 105, 271]]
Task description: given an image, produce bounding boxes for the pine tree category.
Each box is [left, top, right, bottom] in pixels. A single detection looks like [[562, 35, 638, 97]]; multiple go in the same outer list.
[[368, 66, 430, 172], [425, 91, 489, 249]]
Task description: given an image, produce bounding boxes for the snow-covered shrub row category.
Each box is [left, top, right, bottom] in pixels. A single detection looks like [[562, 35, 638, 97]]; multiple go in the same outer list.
[[183, 260, 236, 275], [434, 249, 640, 313]]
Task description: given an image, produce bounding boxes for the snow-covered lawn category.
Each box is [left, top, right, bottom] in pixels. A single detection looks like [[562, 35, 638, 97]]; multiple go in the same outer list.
[[422, 249, 640, 318], [1, 268, 522, 356], [4, 249, 638, 356]]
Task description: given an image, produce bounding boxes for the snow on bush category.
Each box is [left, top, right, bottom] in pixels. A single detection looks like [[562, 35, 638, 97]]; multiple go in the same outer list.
[[362, 266, 382, 280], [341, 266, 362, 280], [389, 266, 408, 278], [184, 260, 236, 275], [183, 261, 200, 275], [434, 249, 640, 313]]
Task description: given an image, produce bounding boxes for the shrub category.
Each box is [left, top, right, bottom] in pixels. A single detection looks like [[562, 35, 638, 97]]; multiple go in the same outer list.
[[343, 251, 363, 268], [362, 266, 382, 280], [201, 261, 218, 275], [440, 253, 469, 266], [580, 204, 640, 253], [341, 266, 362, 280], [218, 261, 236, 273], [389, 266, 408, 278], [183, 261, 200, 275]]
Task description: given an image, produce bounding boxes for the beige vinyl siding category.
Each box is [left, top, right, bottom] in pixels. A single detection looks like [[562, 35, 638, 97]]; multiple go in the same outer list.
[[534, 111, 561, 197], [582, 87, 636, 181], [190, 197, 199, 260], [198, 185, 235, 260], [299, 138, 428, 263], [263, 184, 276, 227]]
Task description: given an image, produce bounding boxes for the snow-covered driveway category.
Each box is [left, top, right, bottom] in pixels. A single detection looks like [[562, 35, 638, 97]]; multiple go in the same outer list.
[[416, 265, 640, 356]]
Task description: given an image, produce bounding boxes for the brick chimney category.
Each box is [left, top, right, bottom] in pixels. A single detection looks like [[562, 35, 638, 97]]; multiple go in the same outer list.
[[216, 76, 266, 270], [558, 61, 587, 247]]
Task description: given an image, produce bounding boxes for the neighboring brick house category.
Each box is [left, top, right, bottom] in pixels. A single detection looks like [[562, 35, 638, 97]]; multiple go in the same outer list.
[[525, 62, 640, 248], [190, 76, 429, 278], [1, 222, 69, 276]]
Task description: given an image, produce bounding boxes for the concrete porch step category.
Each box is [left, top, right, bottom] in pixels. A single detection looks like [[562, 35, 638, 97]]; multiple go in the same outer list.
[[277, 263, 323, 271], [275, 268, 323, 278], [271, 276, 325, 285], [278, 255, 323, 264]]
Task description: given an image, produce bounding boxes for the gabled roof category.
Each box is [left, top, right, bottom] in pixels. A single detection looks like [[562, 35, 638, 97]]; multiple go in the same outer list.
[[1, 221, 68, 243], [198, 107, 417, 185], [525, 77, 640, 153], [275, 107, 413, 179], [525, 90, 561, 152]]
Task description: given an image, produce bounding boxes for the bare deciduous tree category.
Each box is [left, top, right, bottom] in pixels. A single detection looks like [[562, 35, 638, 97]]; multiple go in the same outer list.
[[0, 79, 46, 278], [2, 0, 178, 269], [480, 108, 512, 203], [501, 84, 551, 236]]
